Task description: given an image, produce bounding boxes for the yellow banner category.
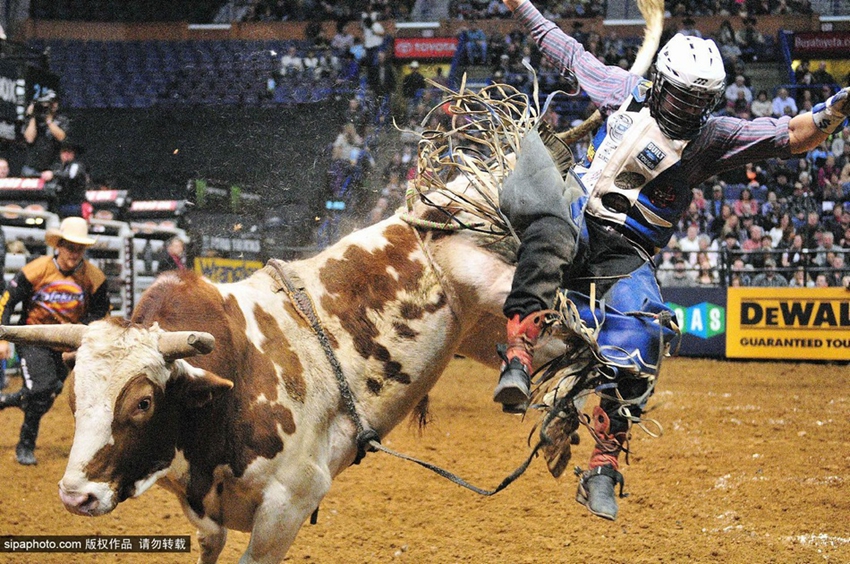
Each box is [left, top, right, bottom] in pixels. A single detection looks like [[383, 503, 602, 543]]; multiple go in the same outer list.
[[192, 257, 263, 283], [726, 287, 850, 360]]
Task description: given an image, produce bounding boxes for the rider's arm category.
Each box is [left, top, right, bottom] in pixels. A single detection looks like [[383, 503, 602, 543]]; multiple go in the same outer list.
[[508, 0, 638, 114], [788, 87, 850, 154]]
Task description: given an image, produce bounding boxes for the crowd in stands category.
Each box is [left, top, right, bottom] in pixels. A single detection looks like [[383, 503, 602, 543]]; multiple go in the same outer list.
[[447, 0, 814, 19], [220, 0, 416, 23], [15, 1, 850, 289]]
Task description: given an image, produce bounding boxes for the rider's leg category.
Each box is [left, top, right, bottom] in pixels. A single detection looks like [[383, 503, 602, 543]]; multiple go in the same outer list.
[[496, 128, 583, 413]]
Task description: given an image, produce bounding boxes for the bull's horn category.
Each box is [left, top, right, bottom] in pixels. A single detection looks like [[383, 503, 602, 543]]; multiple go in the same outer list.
[[158, 331, 215, 361], [0, 324, 87, 349]]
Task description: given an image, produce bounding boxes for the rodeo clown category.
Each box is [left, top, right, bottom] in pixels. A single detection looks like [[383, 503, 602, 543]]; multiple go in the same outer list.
[[0, 217, 109, 465], [494, 0, 850, 520]]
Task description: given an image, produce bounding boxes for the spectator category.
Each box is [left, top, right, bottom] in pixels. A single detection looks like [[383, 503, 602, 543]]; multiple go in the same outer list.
[[678, 223, 702, 263], [42, 140, 89, 218], [759, 190, 782, 229], [316, 48, 340, 80], [795, 60, 812, 85], [0, 157, 9, 178], [812, 61, 836, 86], [742, 223, 764, 253], [735, 17, 765, 62], [826, 253, 848, 286], [770, 212, 794, 247], [782, 233, 810, 268], [707, 186, 727, 222], [302, 50, 319, 79], [331, 122, 364, 166], [464, 25, 489, 65], [654, 248, 677, 286], [678, 17, 702, 38], [157, 236, 188, 274], [0, 217, 109, 465], [751, 89, 772, 117], [716, 21, 742, 62], [825, 206, 849, 242], [788, 265, 814, 287], [813, 230, 838, 266], [772, 87, 798, 117], [337, 51, 361, 85], [751, 257, 789, 286], [716, 20, 736, 47], [21, 90, 69, 177], [664, 257, 697, 287], [344, 97, 369, 132], [349, 37, 366, 64], [401, 60, 427, 104], [279, 45, 304, 77], [733, 186, 760, 216], [768, 168, 794, 198], [724, 75, 753, 109], [367, 50, 397, 102], [816, 154, 838, 194], [798, 210, 822, 249], [331, 19, 354, 52], [695, 251, 718, 285], [814, 273, 830, 287], [787, 182, 818, 225], [730, 257, 753, 286], [361, 13, 385, 66]]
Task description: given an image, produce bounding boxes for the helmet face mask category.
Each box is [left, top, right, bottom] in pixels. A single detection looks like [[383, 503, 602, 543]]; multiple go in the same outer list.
[[649, 34, 726, 140]]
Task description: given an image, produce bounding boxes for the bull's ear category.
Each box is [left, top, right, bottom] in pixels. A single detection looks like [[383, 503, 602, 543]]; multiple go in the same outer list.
[[171, 361, 234, 409], [62, 351, 77, 370]]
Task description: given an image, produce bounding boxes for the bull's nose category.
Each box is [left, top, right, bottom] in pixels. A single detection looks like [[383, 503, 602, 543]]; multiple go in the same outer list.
[[58, 485, 100, 516]]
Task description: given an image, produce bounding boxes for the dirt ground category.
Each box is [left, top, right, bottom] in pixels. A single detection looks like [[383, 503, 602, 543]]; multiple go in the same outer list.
[[0, 357, 849, 563]]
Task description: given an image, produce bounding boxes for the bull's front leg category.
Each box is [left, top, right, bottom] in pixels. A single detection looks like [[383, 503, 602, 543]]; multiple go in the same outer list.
[[239, 465, 332, 564]]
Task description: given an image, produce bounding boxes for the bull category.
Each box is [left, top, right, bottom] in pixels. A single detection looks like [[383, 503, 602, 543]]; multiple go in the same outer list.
[[0, 188, 532, 563]]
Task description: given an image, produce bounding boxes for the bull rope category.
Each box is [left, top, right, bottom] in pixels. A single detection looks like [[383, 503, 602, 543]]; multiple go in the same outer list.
[[265, 258, 545, 497]]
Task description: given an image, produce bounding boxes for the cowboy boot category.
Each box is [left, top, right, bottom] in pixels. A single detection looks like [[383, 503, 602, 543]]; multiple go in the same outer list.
[[0, 389, 23, 410], [16, 411, 39, 465], [493, 312, 545, 414], [15, 391, 54, 466], [576, 406, 627, 520]]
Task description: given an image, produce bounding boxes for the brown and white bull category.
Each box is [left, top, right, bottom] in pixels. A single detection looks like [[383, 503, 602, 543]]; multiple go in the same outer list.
[[0, 191, 534, 563]]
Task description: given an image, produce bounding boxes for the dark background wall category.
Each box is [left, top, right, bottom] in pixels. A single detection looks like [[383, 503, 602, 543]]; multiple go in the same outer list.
[[66, 101, 346, 204]]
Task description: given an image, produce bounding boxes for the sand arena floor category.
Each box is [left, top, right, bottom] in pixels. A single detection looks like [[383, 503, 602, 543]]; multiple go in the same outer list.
[[0, 357, 848, 563]]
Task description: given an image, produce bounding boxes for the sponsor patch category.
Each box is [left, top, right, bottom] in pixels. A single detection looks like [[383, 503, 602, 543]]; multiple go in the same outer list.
[[606, 113, 633, 142], [636, 142, 666, 170]]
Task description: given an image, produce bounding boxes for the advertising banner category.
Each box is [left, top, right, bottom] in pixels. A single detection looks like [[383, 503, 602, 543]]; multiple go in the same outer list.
[[793, 31, 850, 58], [726, 287, 850, 360], [664, 287, 727, 358], [394, 37, 458, 60], [194, 257, 262, 283]]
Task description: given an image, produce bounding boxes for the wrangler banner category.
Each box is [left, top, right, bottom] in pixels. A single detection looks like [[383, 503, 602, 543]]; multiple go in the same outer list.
[[193, 257, 263, 283], [726, 287, 850, 360]]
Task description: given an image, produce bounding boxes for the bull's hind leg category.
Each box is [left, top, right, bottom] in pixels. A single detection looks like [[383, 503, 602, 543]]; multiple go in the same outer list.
[[196, 522, 228, 564]]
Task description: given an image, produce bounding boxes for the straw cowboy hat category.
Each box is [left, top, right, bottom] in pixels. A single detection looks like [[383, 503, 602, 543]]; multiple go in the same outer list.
[[45, 217, 97, 248]]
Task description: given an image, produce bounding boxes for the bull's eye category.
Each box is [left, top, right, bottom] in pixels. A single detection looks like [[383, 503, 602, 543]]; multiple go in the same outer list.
[[138, 397, 152, 412]]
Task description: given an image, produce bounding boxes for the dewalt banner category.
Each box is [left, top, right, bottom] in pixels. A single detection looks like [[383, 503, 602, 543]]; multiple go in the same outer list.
[[726, 287, 850, 360]]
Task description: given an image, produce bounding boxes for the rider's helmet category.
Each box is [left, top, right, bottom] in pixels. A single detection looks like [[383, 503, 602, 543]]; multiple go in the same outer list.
[[650, 34, 726, 140]]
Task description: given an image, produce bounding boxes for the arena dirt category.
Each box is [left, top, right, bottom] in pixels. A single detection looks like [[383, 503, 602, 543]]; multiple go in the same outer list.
[[0, 357, 848, 563]]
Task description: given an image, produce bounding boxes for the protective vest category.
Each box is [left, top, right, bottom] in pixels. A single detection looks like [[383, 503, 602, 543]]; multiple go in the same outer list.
[[577, 81, 692, 251]]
